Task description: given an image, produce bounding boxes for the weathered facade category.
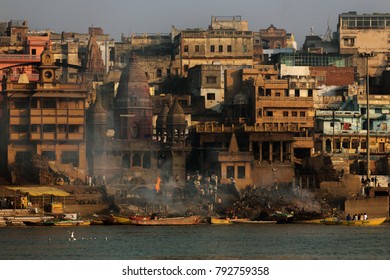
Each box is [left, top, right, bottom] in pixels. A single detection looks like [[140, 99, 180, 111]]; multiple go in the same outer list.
[[1, 45, 88, 174], [174, 17, 254, 77], [338, 12, 390, 78]]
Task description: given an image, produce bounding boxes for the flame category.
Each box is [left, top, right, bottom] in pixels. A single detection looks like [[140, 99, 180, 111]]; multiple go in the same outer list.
[[155, 177, 161, 192]]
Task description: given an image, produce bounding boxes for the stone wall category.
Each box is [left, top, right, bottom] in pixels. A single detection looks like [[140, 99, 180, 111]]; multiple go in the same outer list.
[[345, 196, 389, 219]]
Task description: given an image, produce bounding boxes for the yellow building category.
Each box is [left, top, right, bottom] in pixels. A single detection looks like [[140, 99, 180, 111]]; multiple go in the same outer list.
[[1, 44, 88, 178]]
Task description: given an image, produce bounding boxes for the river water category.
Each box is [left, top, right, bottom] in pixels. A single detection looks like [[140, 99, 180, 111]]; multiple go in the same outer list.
[[1, 223, 389, 260]]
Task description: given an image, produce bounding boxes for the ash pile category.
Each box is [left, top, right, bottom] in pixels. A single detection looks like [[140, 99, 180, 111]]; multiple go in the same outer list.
[[231, 184, 343, 221]]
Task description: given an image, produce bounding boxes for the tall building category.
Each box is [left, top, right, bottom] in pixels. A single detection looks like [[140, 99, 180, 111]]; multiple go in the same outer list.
[[173, 16, 254, 77], [1, 44, 88, 177], [338, 12, 390, 78]]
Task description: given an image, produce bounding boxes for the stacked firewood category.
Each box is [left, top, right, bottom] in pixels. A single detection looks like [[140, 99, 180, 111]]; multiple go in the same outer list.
[[32, 155, 58, 185]]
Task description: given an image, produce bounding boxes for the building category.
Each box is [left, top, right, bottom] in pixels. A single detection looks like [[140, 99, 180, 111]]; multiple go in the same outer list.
[[87, 55, 191, 185], [338, 12, 390, 78], [173, 16, 254, 77], [1, 44, 88, 179], [188, 64, 226, 113]]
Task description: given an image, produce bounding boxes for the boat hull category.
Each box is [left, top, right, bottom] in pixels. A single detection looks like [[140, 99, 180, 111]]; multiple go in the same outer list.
[[133, 216, 201, 226], [210, 218, 232, 225], [230, 218, 277, 224], [320, 217, 386, 226]]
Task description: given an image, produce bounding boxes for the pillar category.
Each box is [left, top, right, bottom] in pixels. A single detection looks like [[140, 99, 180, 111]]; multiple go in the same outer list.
[[280, 141, 283, 162]]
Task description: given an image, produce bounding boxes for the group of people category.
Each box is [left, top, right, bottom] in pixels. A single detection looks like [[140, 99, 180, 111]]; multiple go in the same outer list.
[[346, 213, 368, 221]]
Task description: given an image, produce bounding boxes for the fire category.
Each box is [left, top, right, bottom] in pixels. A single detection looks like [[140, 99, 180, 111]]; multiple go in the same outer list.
[[155, 177, 161, 192]]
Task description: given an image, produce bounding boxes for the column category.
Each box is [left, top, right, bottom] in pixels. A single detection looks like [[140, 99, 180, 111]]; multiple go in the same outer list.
[[269, 142, 273, 163], [280, 141, 283, 162], [259, 142, 263, 162]]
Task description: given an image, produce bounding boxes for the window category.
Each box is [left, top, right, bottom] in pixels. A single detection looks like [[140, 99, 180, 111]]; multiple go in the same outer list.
[[266, 111, 273, 117], [13, 99, 29, 109], [15, 151, 32, 164], [266, 89, 271, 96], [206, 76, 217, 84], [292, 111, 298, 117], [210, 45, 215, 52], [43, 124, 55, 132], [184, 45, 188, 52], [195, 45, 200, 52], [227, 45, 232, 52], [207, 93, 215, 100], [300, 111, 306, 117], [11, 125, 28, 133], [31, 49, 36, 55], [41, 151, 56, 161], [184, 65, 189, 72], [275, 92, 281, 97], [156, 68, 162, 78], [238, 166, 245, 179], [218, 45, 223, 52], [61, 151, 79, 167], [42, 98, 56, 108], [283, 111, 289, 117], [295, 89, 300, 97], [343, 37, 355, 47], [308, 89, 313, 97], [68, 125, 79, 133], [226, 166, 234, 179], [243, 45, 248, 52], [284, 90, 289, 97]]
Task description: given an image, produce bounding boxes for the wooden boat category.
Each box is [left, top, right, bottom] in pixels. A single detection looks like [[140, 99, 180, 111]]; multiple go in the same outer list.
[[230, 218, 277, 224], [210, 217, 232, 225], [53, 220, 90, 226], [111, 215, 133, 225], [132, 215, 201, 226], [271, 212, 294, 224], [23, 220, 55, 226], [320, 217, 387, 226]]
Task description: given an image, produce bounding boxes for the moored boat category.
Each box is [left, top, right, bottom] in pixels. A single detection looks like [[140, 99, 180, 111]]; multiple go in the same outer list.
[[111, 215, 133, 225], [210, 217, 232, 225], [230, 218, 277, 224], [320, 217, 386, 226], [23, 220, 55, 226], [53, 220, 90, 226], [132, 215, 201, 226]]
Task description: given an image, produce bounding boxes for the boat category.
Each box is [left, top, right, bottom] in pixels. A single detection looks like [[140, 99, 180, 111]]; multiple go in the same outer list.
[[53, 220, 90, 226], [230, 218, 277, 224], [210, 217, 232, 225], [271, 212, 294, 224], [111, 215, 133, 225], [320, 217, 387, 226], [23, 220, 55, 226], [132, 215, 201, 226]]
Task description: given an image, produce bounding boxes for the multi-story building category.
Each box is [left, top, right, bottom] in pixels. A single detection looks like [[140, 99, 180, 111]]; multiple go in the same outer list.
[[114, 32, 174, 87], [338, 12, 390, 78], [0, 45, 88, 176], [188, 64, 226, 113], [174, 16, 254, 77]]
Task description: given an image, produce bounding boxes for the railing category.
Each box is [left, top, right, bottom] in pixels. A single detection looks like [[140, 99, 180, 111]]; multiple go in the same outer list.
[[257, 96, 313, 102]]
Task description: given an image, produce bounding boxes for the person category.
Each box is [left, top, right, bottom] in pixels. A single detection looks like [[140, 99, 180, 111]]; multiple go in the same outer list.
[[359, 213, 364, 220], [346, 214, 351, 221], [363, 213, 368, 220]]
